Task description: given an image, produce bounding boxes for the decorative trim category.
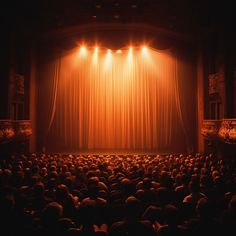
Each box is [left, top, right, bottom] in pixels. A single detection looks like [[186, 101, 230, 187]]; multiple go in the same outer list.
[[0, 120, 15, 143], [201, 119, 236, 144], [0, 120, 32, 144], [201, 120, 220, 140], [209, 73, 219, 94], [218, 119, 236, 144]]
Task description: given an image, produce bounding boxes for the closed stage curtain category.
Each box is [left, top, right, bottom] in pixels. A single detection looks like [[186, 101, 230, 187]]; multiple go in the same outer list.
[[37, 47, 196, 153]]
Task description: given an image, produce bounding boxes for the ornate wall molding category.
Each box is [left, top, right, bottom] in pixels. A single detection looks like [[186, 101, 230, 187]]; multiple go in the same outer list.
[[201, 120, 221, 140], [0, 120, 32, 144], [0, 120, 15, 143], [201, 119, 236, 144], [218, 119, 236, 144]]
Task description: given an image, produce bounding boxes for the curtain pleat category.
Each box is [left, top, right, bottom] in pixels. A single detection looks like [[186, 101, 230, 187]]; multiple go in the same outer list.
[[38, 48, 195, 152]]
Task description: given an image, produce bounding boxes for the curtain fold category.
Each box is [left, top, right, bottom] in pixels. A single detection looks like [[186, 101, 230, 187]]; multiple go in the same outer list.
[[173, 52, 197, 153], [38, 47, 196, 153], [37, 58, 60, 151]]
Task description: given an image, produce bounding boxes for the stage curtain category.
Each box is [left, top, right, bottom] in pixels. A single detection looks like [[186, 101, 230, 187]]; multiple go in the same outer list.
[[37, 47, 196, 153], [37, 57, 60, 150]]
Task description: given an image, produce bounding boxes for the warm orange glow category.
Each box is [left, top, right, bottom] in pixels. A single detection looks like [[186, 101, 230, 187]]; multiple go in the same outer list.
[[104, 49, 112, 69], [79, 46, 87, 57], [127, 47, 133, 63], [141, 46, 148, 55], [92, 46, 99, 64], [41, 46, 189, 152], [116, 49, 122, 54]]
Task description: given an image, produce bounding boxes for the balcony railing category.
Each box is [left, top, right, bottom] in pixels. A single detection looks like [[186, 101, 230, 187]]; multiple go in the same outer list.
[[0, 120, 32, 144], [201, 119, 236, 144]]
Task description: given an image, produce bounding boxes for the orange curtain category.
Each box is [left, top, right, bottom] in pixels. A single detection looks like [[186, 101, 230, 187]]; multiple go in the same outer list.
[[38, 47, 195, 153]]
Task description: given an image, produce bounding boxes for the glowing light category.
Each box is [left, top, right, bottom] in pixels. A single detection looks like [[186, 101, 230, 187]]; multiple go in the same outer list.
[[127, 47, 133, 63], [92, 47, 99, 64], [141, 46, 148, 55], [116, 49, 122, 54], [129, 47, 133, 53], [79, 46, 87, 57], [104, 49, 112, 69]]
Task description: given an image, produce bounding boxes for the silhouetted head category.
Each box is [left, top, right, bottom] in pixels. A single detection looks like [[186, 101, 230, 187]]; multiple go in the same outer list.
[[124, 196, 142, 221], [41, 202, 63, 229]]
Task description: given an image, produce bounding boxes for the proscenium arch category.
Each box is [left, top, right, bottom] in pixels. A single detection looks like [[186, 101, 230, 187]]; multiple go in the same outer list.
[[39, 23, 195, 51]]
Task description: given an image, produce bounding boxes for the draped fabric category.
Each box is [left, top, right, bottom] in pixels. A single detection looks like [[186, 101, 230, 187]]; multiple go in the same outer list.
[[37, 58, 60, 151], [37, 47, 196, 153]]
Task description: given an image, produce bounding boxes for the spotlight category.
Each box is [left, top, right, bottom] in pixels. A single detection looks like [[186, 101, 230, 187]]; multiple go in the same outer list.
[[116, 49, 122, 54], [142, 46, 147, 52], [79, 46, 87, 56], [92, 47, 98, 64], [128, 47, 133, 62], [104, 49, 112, 69], [141, 46, 148, 55]]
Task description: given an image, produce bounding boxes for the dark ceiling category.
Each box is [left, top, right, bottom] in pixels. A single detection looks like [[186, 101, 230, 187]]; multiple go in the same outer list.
[[1, 0, 235, 36]]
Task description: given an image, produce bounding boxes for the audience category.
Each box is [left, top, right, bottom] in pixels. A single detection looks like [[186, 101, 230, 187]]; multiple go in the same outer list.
[[0, 152, 236, 235]]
